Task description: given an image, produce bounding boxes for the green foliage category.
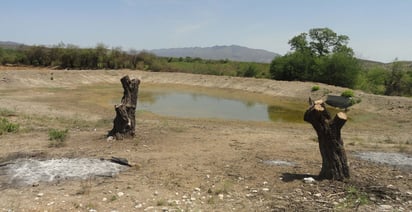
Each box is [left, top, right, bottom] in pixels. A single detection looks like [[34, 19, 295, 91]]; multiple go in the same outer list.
[[48, 128, 69, 147], [311, 85, 320, 92], [337, 186, 369, 209], [341, 90, 355, 98], [0, 118, 19, 135], [270, 28, 360, 88], [384, 61, 412, 96], [356, 67, 388, 94]]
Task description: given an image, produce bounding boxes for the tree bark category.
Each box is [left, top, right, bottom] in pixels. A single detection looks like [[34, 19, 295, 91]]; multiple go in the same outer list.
[[304, 98, 350, 181], [108, 75, 140, 140]]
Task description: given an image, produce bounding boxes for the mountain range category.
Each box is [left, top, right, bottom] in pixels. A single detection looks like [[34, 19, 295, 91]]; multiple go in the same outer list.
[[150, 45, 280, 63]]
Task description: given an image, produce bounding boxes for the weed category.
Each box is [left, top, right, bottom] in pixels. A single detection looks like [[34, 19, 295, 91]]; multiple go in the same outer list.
[[311, 85, 320, 92], [341, 90, 355, 98], [110, 195, 117, 201], [337, 186, 369, 209], [0, 118, 19, 135], [156, 199, 166, 206], [48, 128, 68, 147]]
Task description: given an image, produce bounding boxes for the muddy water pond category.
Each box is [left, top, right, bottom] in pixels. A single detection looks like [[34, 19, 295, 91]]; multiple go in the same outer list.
[[137, 84, 306, 123], [33, 83, 307, 123]]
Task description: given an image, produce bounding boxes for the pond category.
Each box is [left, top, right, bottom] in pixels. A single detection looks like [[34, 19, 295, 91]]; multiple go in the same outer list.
[[137, 84, 306, 123], [33, 83, 307, 123]]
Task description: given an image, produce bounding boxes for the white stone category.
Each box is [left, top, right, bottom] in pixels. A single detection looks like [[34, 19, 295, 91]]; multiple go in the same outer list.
[[102, 197, 107, 202], [218, 194, 224, 200], [117, 192, 124, 197], [262, 188, 269, 192], [379, 205, 393, 210], [314, 193, 322, 197], [37, 193, 44, 197], [303, 177, 316, 183]]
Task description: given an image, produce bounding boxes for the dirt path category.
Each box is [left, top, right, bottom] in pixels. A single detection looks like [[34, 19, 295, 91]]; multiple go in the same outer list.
[[0, 68, 411, 211]]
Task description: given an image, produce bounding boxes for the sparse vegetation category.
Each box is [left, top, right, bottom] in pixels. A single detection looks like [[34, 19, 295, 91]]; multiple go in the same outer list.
[[0, 118, 19, 135], [337, 186, 369, 209], [341, 89, 355, 98], [311, 85, 320, 92], [48, 128, 69, 147]]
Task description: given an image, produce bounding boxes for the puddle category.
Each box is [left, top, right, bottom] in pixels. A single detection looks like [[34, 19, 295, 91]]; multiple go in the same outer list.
[[0, 158, 128, 186], [263, 160, 296, 166], [354, 152, 412, 171]]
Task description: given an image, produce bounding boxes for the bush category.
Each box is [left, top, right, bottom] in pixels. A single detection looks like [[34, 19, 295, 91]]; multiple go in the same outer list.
[[48, 128, 68, 147], [0, 118, 19, 135], [311, 85, 320, 92], [341, 90, 355, 98]]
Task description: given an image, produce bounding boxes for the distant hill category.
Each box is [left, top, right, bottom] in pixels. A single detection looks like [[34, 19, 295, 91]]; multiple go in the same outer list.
[[150, 45, 280, 63], [0, 41, 25, 49]]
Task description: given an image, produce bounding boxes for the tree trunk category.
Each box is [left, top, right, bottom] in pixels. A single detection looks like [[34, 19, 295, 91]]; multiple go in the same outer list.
[[108, 75, 140, 140], [304, 99, 350, 181]]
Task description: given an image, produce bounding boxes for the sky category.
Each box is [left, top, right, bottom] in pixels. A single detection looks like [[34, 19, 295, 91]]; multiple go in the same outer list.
[[0, 0, 411, 63]]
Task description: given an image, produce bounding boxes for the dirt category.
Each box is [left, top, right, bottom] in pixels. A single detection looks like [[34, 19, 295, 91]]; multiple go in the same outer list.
[[0, 67, 411, 211]]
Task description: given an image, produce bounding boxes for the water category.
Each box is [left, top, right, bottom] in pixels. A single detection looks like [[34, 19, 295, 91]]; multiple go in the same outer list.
[[138, 85, 305, 123]]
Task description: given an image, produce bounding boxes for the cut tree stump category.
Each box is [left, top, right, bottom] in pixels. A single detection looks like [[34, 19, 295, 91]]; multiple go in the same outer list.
[[108, 75, 140, 140], [304, 98, 350, 181]]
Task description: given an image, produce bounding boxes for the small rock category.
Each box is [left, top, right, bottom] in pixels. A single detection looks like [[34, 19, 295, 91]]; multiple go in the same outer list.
[[47, 201, 54, 206], [134, 204, 142, 209], [262, 188, 269, 192], [303, 177, 316, 184], [154, 191, 159, 196], [246, 193, 254, 197], [117, 192, 124, 197], [218, 194, 224, 200], [182, 195, 188, 199], [144, 206, 154, 211], [190, 197, 196, 201], [162, 207, 169, 212], [194, 187, 201, 192], [379, 205, 393, 211], [89, 209, 97, 212], [37, 193, 44, 197], [395, 175, 403, 179], [251, 189, 258, 193], [263, 181, 268, 185], [102, 197, 107, 202], [314, 193, 322, 197], [107, 136, 115, 141]]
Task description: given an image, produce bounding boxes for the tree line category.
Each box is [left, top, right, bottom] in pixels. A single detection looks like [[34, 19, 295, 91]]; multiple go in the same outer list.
[[0, 43, 270, 78], [0, 43, 155, 70], [1, 29, 411, 96]]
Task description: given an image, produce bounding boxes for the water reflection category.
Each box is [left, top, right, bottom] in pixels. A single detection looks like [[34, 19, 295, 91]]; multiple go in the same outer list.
[[138, 87, 304, 123]]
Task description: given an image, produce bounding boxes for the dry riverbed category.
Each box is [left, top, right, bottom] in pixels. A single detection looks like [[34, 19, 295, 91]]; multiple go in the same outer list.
[[0, 67, 411, 211]]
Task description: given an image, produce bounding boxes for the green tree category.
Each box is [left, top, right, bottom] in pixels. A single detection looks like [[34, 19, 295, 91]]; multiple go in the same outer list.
[[385, 61, 410, 96], [270, 28, 360, 88]]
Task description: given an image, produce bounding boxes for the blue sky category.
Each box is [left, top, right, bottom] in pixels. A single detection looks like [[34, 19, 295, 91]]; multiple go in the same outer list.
[[1, 0, 411, 63]]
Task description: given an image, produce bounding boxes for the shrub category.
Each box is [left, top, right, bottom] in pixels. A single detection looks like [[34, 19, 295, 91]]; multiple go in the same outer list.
[[48, 128, 68, 147], [341, 90, 355, 98], [0, 118, 19, 135], [311, 85, 320, 92]]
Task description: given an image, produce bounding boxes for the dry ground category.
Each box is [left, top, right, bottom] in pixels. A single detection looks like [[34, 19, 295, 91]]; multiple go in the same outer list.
[[0, 67, 411, 211]]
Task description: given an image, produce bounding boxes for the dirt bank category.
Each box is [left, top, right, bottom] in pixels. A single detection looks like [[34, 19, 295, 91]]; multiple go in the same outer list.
[[0, 68, 411, 211]]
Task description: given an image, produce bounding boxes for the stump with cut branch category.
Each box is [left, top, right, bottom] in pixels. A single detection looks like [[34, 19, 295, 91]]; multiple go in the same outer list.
[[304, 98, 350, 181], [108, 75, 140, 140]]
